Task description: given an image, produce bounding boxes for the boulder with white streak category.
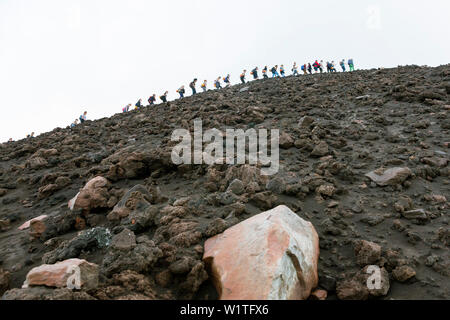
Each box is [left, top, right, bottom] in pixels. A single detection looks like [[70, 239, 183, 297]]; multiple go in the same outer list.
[[203, 205, 319, 300], [23, 258, 98, 290]]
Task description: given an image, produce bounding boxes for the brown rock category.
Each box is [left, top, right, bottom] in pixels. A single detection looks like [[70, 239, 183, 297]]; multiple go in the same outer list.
[[392, 265, 416, 282], [68, 176, 110, 213], [0, 268, 11, 295], [309, 289, 327, 300], [311, 141, 329, 157], [0, 188, 8, 197], [354, 240, 381, 266], [30, 219, 47, 239], [0, 219, 10, 232], [279, 132, 294, 149], [316, 184, 336, 197], [336, 279, 369, 300]]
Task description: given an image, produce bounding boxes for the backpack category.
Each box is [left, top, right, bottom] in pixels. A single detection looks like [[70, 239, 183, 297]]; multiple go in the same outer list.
[[301, 65, 305, 70]]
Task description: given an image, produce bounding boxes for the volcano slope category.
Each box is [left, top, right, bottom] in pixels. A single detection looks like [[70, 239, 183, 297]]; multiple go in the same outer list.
[[0, 65, 449, 300]]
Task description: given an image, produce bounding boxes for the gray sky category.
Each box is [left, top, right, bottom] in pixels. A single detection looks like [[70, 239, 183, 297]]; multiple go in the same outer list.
[[1, 0, 449, 142]]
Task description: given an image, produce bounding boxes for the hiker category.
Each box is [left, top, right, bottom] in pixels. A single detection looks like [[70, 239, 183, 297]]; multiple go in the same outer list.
[[223, 74, 231, 87], [190, 78, 197, 95], [251, 67, 258, 80], [292, 62, 299, 76], [122, 104, 131, 113], [240, 70, 246, 84], [301, 64, 307, 75], [177, 85, 185, 98], [313, 60, 320, 73], [79, 111, 87, 123], [319, 60, 324, 73], [262, 66, 268, 79], [148, 94, 156, 105], [8, 138, 13, 143], [340, 59, 346, 72], [271, 65, 279, 77], [135, 99, 143, 110], [160, 91, 168, 103], [71, 119, 79, 128], [307, 63, 312, 74], [201, 80, 207, 92], [348, 58, 355, 71], [280, 65, 285, 77], [214, 77, 222, 89], [326, 61, 331, 73], [331, 61, 337, 73]]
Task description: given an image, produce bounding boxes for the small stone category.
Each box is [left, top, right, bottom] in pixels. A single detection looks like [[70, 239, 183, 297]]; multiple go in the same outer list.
[[311, 141, 329, 157], [336, 279, 369, 300], [309, 289, 327, 300], [354, 240, 381, 266], [227, 179, 245, 195], [316, 184, 336, 197], [111, 228, 136, 250], [392, 265, 416, 282]]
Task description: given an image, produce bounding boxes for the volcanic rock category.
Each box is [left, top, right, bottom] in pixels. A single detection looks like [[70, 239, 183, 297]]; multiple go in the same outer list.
[[203, 205, 319, 300], [365, 167, 412, 186], [23, 258, 99, 290]]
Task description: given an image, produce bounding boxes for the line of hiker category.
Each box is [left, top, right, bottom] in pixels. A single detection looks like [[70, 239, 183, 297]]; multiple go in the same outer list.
[[72, 58, 355, 127]]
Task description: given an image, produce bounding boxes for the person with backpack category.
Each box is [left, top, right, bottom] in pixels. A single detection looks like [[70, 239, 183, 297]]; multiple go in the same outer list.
[[148, 94, 156, 105], [240, 70, 246, 84], [122, 104, 131, 112], [251, 67, 258, 80], [214, 77, 222, 89], [79, 111, 87, 123], [292, 62, 299, 76], [160, 91, 168, 103], [348, 58, 355, 71], [340, 59, 346, 72], [331, 61, 337, 73], [307, 63, 312, 74], [177, 85, 185, 98], [313, 60, 320, 73], [201, 80, 207, 92], [301, 64, 307, 75], [190, 79, 197, 95], [319, 60, 324, 73], [262, 66, 268, 79], [280, 65, 286, 77], [135, 99, 143, 110], [223, 74, 231, 87], [271, 65, 279, 77]]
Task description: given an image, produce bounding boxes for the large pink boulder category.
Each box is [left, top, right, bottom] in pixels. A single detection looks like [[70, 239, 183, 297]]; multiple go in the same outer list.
[[24, 258, 98, 290], [68, 176, 110, 213], [203, 205, 319, 300]]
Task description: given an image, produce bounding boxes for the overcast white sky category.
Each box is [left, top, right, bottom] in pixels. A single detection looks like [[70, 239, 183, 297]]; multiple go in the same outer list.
[[1, 0, 449, 142]]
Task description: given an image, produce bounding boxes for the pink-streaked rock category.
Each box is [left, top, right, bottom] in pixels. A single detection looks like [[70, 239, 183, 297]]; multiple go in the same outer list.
[[68, 176, 110, 213], [18, 215, 48, 230], [203, 205, 319, 300], [24, 258, 98, 290]]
